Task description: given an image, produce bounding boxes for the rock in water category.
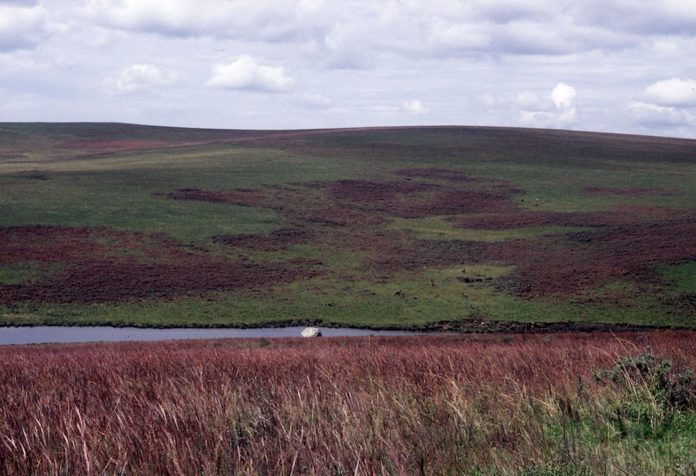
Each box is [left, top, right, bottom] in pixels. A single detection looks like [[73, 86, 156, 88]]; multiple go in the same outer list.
[[301, 327, 322, 337]]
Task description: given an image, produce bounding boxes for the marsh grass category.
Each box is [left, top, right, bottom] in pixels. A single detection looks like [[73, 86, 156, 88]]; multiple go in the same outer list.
[[0, 332, 694, 474]]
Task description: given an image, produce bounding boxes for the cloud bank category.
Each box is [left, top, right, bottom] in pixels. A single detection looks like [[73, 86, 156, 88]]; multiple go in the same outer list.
[[0, 0, 695, 137], [0, 3, 54, 51]]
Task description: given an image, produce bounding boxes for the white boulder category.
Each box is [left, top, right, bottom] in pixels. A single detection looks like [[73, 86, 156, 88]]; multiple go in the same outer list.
[[301, 327, 322, 337]]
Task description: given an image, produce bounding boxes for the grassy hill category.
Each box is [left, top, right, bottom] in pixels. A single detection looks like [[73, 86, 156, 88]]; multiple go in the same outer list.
[[1, 123, 695, 329]]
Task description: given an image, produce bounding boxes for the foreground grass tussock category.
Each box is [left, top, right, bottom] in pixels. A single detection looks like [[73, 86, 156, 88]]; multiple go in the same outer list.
[[1, 332, 695, 474]]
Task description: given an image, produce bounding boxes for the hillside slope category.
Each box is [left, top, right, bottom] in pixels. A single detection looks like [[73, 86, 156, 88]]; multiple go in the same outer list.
[[1, 123, 695, 329]]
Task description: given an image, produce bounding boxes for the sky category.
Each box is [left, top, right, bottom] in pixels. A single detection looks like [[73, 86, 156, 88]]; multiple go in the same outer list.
[[1, 0, 696, 138]]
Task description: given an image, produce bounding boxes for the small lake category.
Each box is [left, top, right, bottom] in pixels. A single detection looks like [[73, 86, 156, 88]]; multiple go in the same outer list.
[[0, 326, 428, 346]]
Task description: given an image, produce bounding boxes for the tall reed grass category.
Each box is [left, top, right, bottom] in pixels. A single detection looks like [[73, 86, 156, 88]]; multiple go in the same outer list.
[[1, 332, 694, 474]]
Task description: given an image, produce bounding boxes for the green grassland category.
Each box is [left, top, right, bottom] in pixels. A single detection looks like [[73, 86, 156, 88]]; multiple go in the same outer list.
[[1, 123, 695, 329]]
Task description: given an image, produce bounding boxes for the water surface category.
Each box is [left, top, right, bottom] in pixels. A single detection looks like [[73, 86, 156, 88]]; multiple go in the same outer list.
[[0, 326, 427, 345]]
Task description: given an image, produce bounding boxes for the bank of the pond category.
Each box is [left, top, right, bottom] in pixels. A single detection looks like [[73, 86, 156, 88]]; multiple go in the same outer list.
[[0, 319, 674, 345]]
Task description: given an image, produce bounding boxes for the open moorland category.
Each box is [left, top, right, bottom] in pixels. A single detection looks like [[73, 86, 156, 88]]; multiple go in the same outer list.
[[1, 332, 694, 474], [1, 123, 695, 329]]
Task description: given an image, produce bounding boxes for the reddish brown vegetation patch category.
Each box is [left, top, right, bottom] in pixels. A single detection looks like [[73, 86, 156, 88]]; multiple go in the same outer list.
[[369, 207, 696, 296], [58, 140, 171, 152], [456, 207, 695, 230], [328, 179, 517, 218], [0, 226, 312, 304], [456, 211, 582, 230], [162, 188, 267, 207], [368, 238, 491, 273], [160, 168, 696, 299], [298, 205, 388, 227], [329, 179, 435, 202], [662, 294, 696, 318], [0, 226, 150, 264], [584, 186, 677, 197], [453, 210, 650, 230], [487, 215, 696, 296], [394, 167, 481, 182], [395, 189, 514, 217], [167, 175, 520, 222], [1, 259, 299, 304], [214, 228, 313, 251]]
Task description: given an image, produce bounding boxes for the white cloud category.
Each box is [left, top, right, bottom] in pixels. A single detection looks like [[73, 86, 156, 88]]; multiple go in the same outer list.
[[402, 99, 429, 115], [628, 101, 696, 134], [517, 83, 577, 129], [628, 78, 696, 136], [464, 0, 555, 23], [572, 0, 696, 36], [643, 78, 696, 108], [427, 22, 491, 51], [515, 91, 552, 111], [84, 0, 327, 42], [110, 64, 178, 93], [0, 0, 41, 5], [299, 93, 332, 109], [206, 55, 294, 92], [315, 1, 641, 64], [0, 4, 53, 51], [550, 82, 577, 110], [79, 1, 650, 67]]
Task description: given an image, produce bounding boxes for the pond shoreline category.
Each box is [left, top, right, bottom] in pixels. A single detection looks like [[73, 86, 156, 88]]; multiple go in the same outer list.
[[0, 320, 679, 346]]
